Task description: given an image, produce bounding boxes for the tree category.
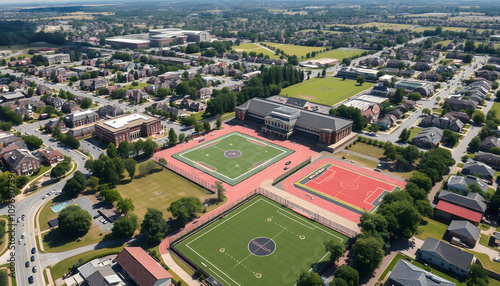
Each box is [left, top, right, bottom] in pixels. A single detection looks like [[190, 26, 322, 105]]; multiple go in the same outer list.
[[167, 197, 203, 226], [168, 128, 177, 145], [352, 236, 384, 276], [463, 54, 473, 64], [203, 121, 211, 133], [178, 133, 185, 143], [324, 240, 344, 263], [22, 135, 43, 150], [107, 143, 117, 159], [140, 208, 168, 245], [356, 76, 365, 85], [391, 87, 405, 104], [296, 271, 322, 286], [62, 171, 87, 195], [117, 141, 130, 158], [378, 196, 422, 239], [28, 87, 34, 97], [398, 128, 410, 143], [101, 188, 121, 203], [330, 278, 348, 286], [156, 87, 170, 99], [409, 171, 433, 192], [467, 264, 489, 286], [369, 124, 380, 133], [335, 265, 359, 286], [58, 205, 92, 237], [407, 92, 422, 100], [143, 138, 158, 157], [472, 110, 486, 125], [422, 108, 431, 115], [467, 137, 480, 153], [329, 105, 366, 130], [216, 117, 222, 129], [50, 162, 71, 179], [215, 181, 226, 203], [80, 97, 92, 109], [52, 126, 61, 137], [112, 214, 138, 238], [117, 198, 135, 215], [124, 158, 136, 180], [86, 176, 99, 190]]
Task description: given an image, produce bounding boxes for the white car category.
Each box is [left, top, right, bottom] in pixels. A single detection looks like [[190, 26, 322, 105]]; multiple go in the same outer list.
[[42, 195, 47, 199], [21, 233, 25, 239], [494, 257, 500, 263], [103, 220, 108, 224]]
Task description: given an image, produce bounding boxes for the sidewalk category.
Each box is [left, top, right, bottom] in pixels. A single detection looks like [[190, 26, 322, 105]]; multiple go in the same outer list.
[[161, 252, 201, 286]]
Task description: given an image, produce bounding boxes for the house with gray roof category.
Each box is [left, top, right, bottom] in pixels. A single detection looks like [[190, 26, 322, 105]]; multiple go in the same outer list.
[[419, 238, 475, 277], [446, 220, 480, 247], [462, 161, 495, 181], [447, 175, 488, 194], [388, 259, 455, 286], [412, 127, 443, 149], [438, 190, 487, 214], [475, 152, 500, 168], [235, 98, 353, 145], [479, 136, 500, 152], [98, 105, 124, 118], [64, 110, 100, 128]]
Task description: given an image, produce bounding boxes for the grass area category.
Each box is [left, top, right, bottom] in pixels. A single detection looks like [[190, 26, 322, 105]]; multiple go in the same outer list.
[[38, 198, 60, 231], [261, 42, 325, 58], [233, 43, 260, 50], [480, 223, 491, 231], [469, 250, 500, 273], [300, 29, 341, 34], [174, 196, 349, 286], [407, 127, 423, 142], [347, 142, 386, 159], [171, 253, 195, 276], [478, 233, 498, 250], [122, 82, 151, 90], [457, 163, 465, 168], [0, 216, 9, 257], [49, 247, 124, 280], [41, 222, 105, 253], [172, 132, 293, 185], [343, 22, 413, 31], [415, 217, 448, 241], [491, 102, 500, 120], [280, 77, 374, 106], [232, 43, 279, 60], [116, 160, 219, 222], [27, 164, 52, 185], [0, 41, 63, 51], [221, 111, 236, 121], [309, 48, 367, 61], [332, 152, 379, 169]]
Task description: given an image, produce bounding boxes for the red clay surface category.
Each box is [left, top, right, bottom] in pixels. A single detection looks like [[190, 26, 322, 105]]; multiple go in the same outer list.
[[155, 123, 320, 255], [283, 158, 407, 223]]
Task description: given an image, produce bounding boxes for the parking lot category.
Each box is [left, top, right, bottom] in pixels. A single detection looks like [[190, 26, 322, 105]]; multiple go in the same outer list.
[[74, 197, 114, 232]]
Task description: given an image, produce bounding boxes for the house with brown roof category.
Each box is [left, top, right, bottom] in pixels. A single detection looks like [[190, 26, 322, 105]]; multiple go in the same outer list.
[[115, 247, 172, 286], [38, 148, 63, 165]]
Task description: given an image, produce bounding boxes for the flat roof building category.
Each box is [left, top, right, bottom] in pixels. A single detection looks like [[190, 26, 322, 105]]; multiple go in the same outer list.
[[337, 66, 378, 81], [43, 53, 71, 65], [105, 38, 150, 49], [94, 113, 161, 146]]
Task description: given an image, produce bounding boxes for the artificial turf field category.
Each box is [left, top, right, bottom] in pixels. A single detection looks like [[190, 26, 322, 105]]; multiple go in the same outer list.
[[172, 132, 294, 185], [174, 196, 349, 286], [280, 77, 375, 106]]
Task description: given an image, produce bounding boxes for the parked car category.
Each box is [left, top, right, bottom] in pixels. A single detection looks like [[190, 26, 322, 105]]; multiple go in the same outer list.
[[285, 161, 291, 165], [25, 261, 30, 268], [17, 217, 21, 223], [494, 257, 500, 263], [28, 276, 34, 284], [31, 247, 36, 254], [30, 256, 35, 262], [21, 214, 25, 221], [32, 266, 37, 273]]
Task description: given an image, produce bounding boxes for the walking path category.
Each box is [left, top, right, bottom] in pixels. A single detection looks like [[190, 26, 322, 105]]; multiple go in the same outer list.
[[161, 252, 201, 286]]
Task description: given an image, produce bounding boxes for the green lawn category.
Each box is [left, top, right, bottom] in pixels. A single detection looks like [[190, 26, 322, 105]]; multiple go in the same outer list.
[[491, 102, 500, 120], [343, 22, 413, 31], [116, 161, 218, 222], [332, 152, 379, 169], [233, 43, 260, 50], [122, 82, 151, 90], [407, 127, 423, 142], [174, 196, 349, 286], [347, 142, 386, 159], [309, 48, 367, 61], [280, 77, 374, 106], [0, 41, 63, 51], [261, 42, 325, 58], [232, 43, 279, 59], [42, 222, 105, 253], [172, 132, 293, 185], [415, 218, 448, 241]]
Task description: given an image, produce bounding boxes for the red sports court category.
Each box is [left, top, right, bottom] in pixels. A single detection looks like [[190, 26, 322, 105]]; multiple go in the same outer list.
[[294, 162, 402, 214]]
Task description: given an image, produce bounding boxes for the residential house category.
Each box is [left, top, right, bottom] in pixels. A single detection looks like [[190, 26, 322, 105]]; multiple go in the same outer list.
[[479, 136, 500, 152], [115, 247, 172, 286], [38, 148, 63, 165], [67, 125, 95, 139], [420, 114, 464, 132], [361, 105, 380, 124], [462, 161, 495, 181], [419, 238, 475, 277], [446, 220, 481, 247], [442, 111, 470, 124], [447, 175, 488, 194], [64, 255, 125, 286], [435, 190, 487, 225], [125, 89, 148, 103], [374, 115, 396, 131], [387, 260, 455, 286], [475, 152, 500, 168], [437, 65, 457, 74], [2, 149, 41, 176], [414, 62, 432, 71], [98, 105, 124, 118], [387, 109, 403, 119], [61, 101, 80, 114], [444, 98, 477, 110], [197, 87, 213, 99], [44, 96, 65, 110], [418, 72, 441, 82], [151, 102, 187, 117], [64, 110, 100, 128], [412, 127, 443, 149], [36, 85, 52, 96], [45, 119, 66, 133]]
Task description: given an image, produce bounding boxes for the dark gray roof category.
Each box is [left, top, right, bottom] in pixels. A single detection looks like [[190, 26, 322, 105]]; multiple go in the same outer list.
[[413, 127, 443, 144], [286, 97, 309, 108], [447, 220, 480, 242], [235, 98, 352, 132], [447, 175, 489, 193], [389, 259, 455, 286], [67, 125, 95, 137], [420, 238, 475, 271], [463, 161, 495, 178], [438, 190, 487, 213]]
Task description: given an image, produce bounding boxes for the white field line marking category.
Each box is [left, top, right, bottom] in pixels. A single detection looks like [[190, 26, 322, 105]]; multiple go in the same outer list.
[[364, 187, 386, 204], [178, 133, 289, 182]]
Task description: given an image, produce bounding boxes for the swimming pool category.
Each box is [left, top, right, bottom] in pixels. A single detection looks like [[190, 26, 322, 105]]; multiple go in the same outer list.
[[50, 200, 74, 213]]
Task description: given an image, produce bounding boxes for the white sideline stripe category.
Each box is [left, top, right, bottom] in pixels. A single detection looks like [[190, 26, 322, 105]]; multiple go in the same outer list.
[[363, 187, 385, 204], [178, 132, 289, 182], [184, 198, 344, 285]]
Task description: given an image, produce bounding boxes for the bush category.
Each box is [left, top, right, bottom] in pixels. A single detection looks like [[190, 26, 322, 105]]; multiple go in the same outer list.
[[461, 155, 469, 163], [353, 140, 357, 145]]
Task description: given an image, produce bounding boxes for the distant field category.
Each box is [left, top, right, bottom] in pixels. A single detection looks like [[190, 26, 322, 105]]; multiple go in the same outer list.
[[233, 43, 260, 50], [261, 42, 325, 58], [411, 26, 488, 33], [232, 43, 279, 60], [435, 40, 500, 49], [280, 77, 374, 106], [300, 29, 341, 34], [309, 48, 367, 61], [0, 41, 62, 52], [341, 22, 412, 31]]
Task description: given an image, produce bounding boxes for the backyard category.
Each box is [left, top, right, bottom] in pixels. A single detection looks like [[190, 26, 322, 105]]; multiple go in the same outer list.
[[280, 77, 374, 106]]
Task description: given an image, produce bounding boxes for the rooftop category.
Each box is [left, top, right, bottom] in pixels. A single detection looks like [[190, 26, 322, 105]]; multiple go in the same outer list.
[[103, 113, 151, 129]]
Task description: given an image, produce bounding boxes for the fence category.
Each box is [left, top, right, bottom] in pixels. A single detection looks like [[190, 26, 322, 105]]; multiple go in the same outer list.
[[154, 159, 217, 193], [272, 156, 311, 185], [257, 187, 358, 238]]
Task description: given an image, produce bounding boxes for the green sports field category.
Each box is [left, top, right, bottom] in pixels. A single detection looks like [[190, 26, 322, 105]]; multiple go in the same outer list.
[[280, 77, 375, 106], [172, 132, 294, 185], [174, 196, 349, 286]]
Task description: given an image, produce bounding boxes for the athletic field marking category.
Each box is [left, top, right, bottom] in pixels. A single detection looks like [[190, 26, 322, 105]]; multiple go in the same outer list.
[[364, 187, 386, 204], [184, 198, 344, 285], [314, 171, 336, 184], [176, 132, 289, 182]]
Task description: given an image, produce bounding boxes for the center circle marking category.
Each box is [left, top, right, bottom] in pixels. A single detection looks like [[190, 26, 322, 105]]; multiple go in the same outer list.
[[248, 237, 276, 257], [340, 180, 358, 190], [224, 150, 242, 158]]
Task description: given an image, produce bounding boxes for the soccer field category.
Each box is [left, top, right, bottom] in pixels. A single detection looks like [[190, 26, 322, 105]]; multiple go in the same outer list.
[[172, 132, 294, 185], [174, 196, 349, 286], [280, 77, 374, 106]]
